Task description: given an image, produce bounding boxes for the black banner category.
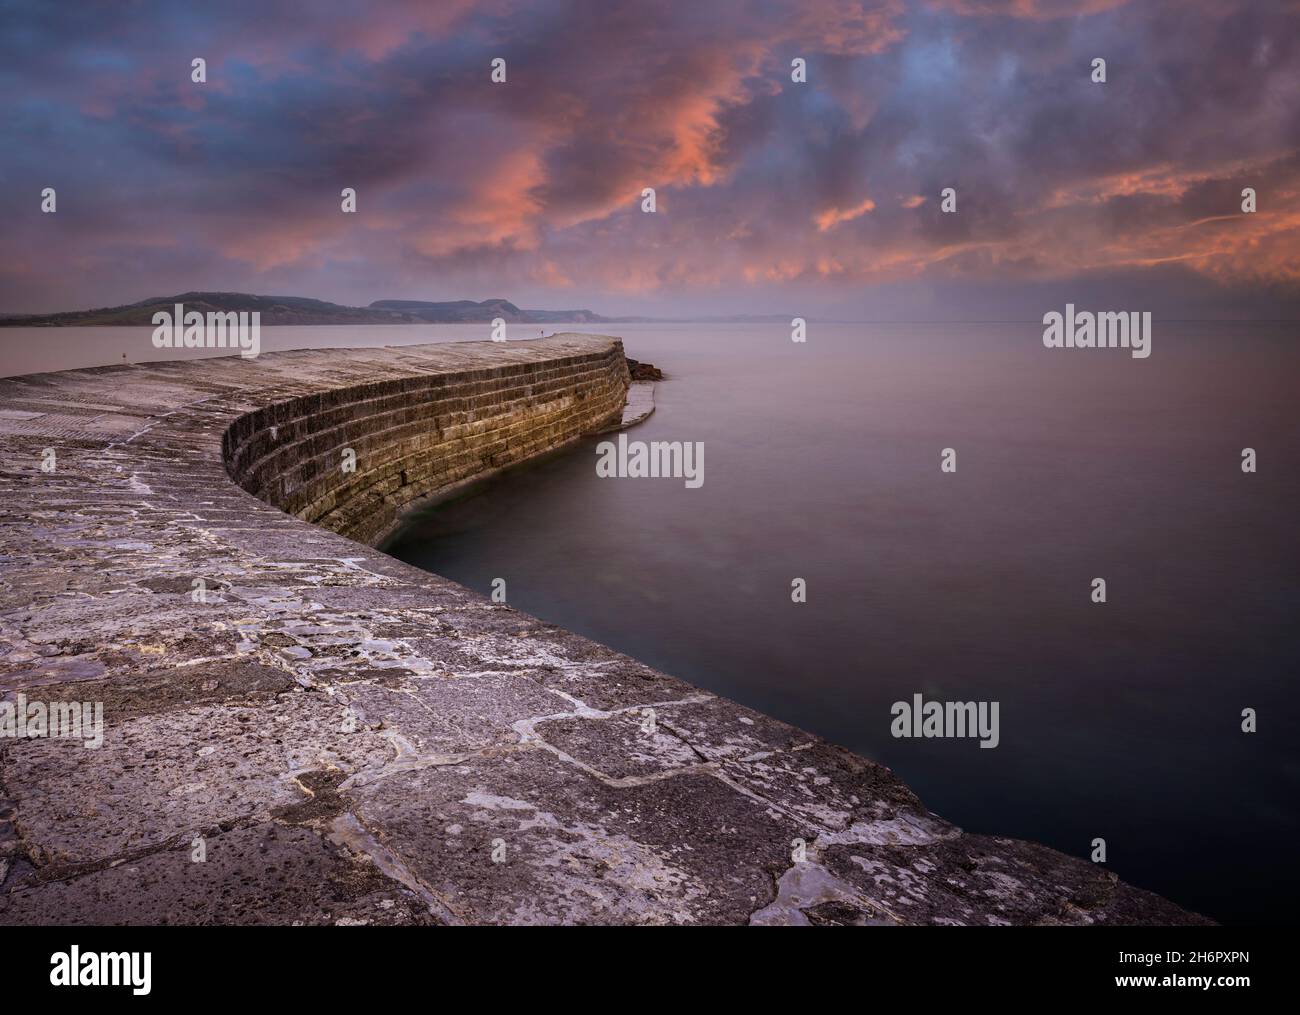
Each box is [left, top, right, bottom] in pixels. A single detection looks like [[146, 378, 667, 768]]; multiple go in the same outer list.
[[2, 926, 1277, 1002]]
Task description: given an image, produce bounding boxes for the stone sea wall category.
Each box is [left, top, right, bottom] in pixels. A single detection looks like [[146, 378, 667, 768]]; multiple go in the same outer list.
[[0, 335, 1207, 925], [224, 340, 628, 545]]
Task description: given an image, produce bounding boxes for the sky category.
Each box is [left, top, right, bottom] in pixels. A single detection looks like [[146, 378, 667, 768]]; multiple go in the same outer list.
[[1, 0, 1298, 319]]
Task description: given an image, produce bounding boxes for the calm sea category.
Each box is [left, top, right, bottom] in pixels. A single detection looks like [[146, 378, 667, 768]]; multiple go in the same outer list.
[[6, 321, 1297, 924]]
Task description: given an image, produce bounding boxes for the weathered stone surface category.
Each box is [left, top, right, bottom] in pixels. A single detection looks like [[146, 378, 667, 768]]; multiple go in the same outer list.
[[7, 690, 394, 868], [0, 336, 1209, 925], [346, 748, 797, 925], [0, 822, 435, 926]]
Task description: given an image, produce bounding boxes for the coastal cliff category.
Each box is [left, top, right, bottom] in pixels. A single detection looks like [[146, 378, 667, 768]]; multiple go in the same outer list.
[[0, 336, 1207, 925]]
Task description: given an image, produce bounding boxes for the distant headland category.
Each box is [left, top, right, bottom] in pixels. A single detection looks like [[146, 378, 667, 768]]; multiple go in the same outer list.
[[0, 292, 796, 327], [0, 292, 609, 327]]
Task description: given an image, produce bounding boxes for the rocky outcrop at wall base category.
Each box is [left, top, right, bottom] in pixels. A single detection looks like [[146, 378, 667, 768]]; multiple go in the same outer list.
[[625, 358, 664, 381], [0, 335, 1208, 925]]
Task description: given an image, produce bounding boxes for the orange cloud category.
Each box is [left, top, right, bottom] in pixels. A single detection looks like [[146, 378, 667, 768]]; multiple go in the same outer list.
[[815, 198, 877, 231]]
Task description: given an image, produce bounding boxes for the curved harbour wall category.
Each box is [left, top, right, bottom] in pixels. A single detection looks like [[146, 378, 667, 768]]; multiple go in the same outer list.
[[223, 341, 628, 545], [0, 336, 1206, 925]]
